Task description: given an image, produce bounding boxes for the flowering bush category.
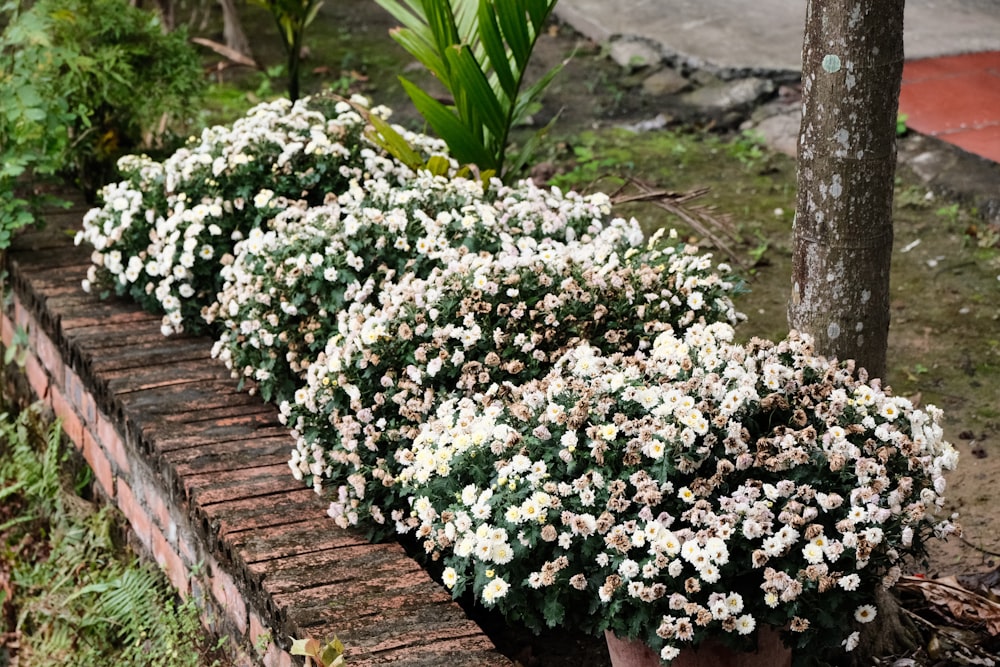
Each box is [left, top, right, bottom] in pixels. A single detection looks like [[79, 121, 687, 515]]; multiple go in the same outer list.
[[277, 225, 743, 535], [72, 93, 958, 666], [204, 173, 625, 402], [75, 95, 445, 336], [394, 323, 958, 663]]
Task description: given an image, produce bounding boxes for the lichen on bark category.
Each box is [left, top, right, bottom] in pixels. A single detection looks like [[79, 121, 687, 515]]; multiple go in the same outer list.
[[789, 0, 904, 380]]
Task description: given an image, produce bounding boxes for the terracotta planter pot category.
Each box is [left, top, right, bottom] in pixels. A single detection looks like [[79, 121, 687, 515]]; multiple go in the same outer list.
[[605, 626, 792, 667]]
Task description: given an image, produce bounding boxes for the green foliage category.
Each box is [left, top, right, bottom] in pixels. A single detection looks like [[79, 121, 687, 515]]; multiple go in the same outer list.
[[935, 202, 961, 223], [727, 129, 767, 168], [374, 0, 563, 181], [0, 0, 204, 239], [548, 137, 633, 189], [0, 405, 213, 666], [250, 0, 324, 102]]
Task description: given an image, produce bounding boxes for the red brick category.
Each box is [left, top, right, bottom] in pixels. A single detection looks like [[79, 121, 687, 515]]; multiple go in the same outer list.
[[263, 643, 293, 667], [116, 480, 152, 552], [64, 365, 97, 426], [209, 557, 248, 635], [248, 611, 271, 658], [145, 483, 176, 543], [80, 426, 115, 498], [178, 532, 201, 568], [34, 330, 64, 390], [94, 413, 131, 476], [12, 298, 30, 333], [1, 312, 13, 347], [151, 523, 189, 597], [50, 386, 84, 446], [23, 352, 50, 402]]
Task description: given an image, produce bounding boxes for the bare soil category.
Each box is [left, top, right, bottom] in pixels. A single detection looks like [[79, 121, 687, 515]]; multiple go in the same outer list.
[[195, 3, 1000, 665]]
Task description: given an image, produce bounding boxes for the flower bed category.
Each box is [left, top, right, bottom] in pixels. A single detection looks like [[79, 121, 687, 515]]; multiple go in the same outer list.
[[76, 95, 958, 666]]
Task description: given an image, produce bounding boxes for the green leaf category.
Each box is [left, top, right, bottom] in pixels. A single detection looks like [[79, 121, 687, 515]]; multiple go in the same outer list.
[[366, 113, 425, 170], [388, 25, 447, 81], [424, 154, 452, 176], [495, 0, 531, 70], [399, 76, 495, 168], [477, 0, 517, 100], [422, 0, 461, 66], [445, 44, 506, 140], [512, 54, 566, 126]]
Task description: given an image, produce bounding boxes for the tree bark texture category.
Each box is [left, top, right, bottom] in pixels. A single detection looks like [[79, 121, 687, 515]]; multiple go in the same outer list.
[[219, 0, 253, 57], [789, 0, 904, 380]]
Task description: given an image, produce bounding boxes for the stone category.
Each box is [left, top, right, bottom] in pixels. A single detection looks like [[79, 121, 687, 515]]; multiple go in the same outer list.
[[608, 38, 662, 70], [641, 68, 691, 96], [682, 77, 776, 113], [748, 110, 801, 157]]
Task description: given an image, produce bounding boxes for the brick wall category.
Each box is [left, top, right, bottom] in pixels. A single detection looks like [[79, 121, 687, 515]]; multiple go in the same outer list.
[[3, 210, 511, 667]]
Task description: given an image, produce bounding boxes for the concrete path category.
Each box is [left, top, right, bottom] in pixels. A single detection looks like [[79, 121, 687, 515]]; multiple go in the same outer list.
[[555, 0, 1000, 75]]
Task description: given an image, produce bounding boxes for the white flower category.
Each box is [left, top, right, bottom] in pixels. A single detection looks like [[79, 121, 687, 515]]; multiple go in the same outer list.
[[854, 604, 877, 624], [801, 542, 824, 564], [843, 631, 860, 651], [442, 567, 457, 588], [734, 614, 756, 635], [481, 576, 510, 604], [618, 559, 640, 579]]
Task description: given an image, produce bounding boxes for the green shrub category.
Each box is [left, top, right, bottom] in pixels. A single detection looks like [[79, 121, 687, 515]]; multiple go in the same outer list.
[[0, 0, 204, 239], [0, 405, 214, 667]]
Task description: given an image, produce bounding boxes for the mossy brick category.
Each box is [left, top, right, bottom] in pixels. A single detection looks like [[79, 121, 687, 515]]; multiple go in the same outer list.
[[263, 642, 293, 667], [1, 311, 13, 348], [34, 328, 64, 387], [12, 297, 31, 332], [201, 488, 325, 537], [101, 357, 228, 393], [209, 557, 248, 635], [152, 521, 190, 598], [87, 339, 212, 374], [139, 476, 177, 544], [148, 423, 291, 453], [116, 479, 152, 552], [23, 350, 50, 402], [178, 531, 202, 568], [228, 518, 368, 564], [248, 611, 272, 659], [64, 364, 96, 425], [50, 385, 84, 447], [182, 463, 306, 506], [94, 412, 131, 476], [80, 423, 116, 498], [163, 436, 291, 477]]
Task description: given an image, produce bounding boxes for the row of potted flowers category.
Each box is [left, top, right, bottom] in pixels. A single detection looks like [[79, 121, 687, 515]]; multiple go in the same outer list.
[[75, 93, 958, 665]]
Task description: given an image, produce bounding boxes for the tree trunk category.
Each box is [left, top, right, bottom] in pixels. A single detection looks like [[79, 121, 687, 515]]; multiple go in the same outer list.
[[789, 0, 904, 380], [792, 2, 917, 664], [219, 0, 252, 57], [129, 0, 176, 30]]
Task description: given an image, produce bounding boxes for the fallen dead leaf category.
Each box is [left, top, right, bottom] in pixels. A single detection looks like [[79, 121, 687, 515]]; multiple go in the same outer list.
[[897, 575, 1000, 635]]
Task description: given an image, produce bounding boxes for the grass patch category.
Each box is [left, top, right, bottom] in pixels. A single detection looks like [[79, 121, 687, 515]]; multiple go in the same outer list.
[[0, 402, 226, 667]]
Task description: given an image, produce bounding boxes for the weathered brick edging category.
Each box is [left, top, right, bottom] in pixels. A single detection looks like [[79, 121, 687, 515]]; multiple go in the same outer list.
[[3, 203, 512, 667]]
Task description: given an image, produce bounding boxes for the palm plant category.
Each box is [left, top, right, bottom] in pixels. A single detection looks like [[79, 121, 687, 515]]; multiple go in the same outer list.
[[251, 0, 324, 101], [375, 0, 563, 181]]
